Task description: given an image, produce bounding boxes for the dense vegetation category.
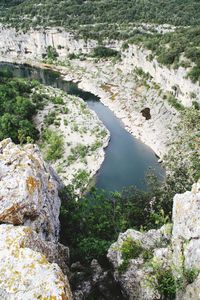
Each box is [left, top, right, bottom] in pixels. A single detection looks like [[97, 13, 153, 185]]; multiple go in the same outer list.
[[1, 1, 200, 82], [59, 157, 195, 266], [1, 0, 200, 30], [0, 69, 40, 143], [125, 26, 200, 83]]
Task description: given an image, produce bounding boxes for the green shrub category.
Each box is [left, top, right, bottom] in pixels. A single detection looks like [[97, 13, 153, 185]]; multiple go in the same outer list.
[[41, 129, 64, 161], [51, 96, 64, 105], [184, 268, 200, 284], [0, 74, 39, 143], [46, 45, 59, 60], [118, 237, 153, 273], [156, 268, 176, 299], [167, 95, 184, 111], [121, 238, 143, 261], [44, 111, 56, 125], [92, 46, 120, 59]]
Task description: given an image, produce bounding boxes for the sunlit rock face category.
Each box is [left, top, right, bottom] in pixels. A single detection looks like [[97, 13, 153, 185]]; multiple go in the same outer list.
[[107, 225, 171, 300], [172, 181, 200, 300], [0, 224, 73, 300], [0, 138, 62, 242], [0, 139, 73, 300]]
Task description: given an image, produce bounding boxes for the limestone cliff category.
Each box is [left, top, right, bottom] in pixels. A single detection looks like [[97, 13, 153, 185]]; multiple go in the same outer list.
[[108, 181, 200, 300], [0, 25, 199, 106], [0, 139, 73, 300]]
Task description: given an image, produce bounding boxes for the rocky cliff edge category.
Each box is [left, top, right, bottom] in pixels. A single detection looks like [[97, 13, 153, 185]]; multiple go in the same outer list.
[[108, 181, 200, 300], [0, 139, 73, 300]]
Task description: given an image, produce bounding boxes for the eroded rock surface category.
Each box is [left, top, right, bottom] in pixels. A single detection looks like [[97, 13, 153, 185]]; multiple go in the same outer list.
[[0, 224, 72, 300], [0, 139, 73, 299], [107, 226, 171, 300], [0, 138, 61, 242]]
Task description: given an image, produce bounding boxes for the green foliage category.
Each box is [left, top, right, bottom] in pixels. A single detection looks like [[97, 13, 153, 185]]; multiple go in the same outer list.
[[1, 0, 200, 33], [167, 94, 184, 111], [121, 238, 143, 261], [156, 268, 176, 299], [51, 96, 64, 105], [72, 169, 90, 189], [1, 1, 200, 76], [92, 46, 120, 59], [184, 268, 200, 285], [147, 260, 176, 300], [59, 178, 175, 265], [118, 237, 153, 273], [44, 111, 56, 126], [41, 128, 64, 161], [187, 65, 200, 84], [0, 71, 39, 143], [46, 45, 59, 60], [165, 105, 200, 182]]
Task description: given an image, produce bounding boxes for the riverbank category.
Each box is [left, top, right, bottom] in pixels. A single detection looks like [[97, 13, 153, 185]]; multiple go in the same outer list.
[[33, 84, 110, 195]]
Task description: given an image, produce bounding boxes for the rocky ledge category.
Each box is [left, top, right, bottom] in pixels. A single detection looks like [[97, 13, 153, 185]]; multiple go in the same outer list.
[[0, 139, 73, 299], [108, 181, 200, 300]]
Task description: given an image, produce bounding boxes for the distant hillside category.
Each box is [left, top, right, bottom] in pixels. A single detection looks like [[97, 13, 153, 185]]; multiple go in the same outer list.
[[1, 0, 200, 31], [1, 0, 200, 84]]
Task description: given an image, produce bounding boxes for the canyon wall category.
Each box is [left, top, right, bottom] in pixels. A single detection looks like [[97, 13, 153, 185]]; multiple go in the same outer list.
[[0, 25, 199, 106]]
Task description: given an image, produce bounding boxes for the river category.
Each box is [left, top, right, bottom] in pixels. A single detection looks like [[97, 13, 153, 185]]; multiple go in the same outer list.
[[0, 62, 164, 191]]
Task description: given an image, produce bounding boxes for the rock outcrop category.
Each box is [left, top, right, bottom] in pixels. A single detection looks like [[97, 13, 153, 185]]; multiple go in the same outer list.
[[0, 138, 61, 242], [0, 139, 73, 299], [0, 225, 72, 299], [108, 181, 200, 300], [107, 226, 171, 299]]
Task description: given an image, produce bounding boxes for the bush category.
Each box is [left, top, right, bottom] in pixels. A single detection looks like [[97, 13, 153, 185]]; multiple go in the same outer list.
[[41, 129, 64, 161], [92, 46, 120, 59], [184, 268, 200, 284], [46, 45, 59, 60], [167, 94, 184, 111], [0, 74, 39, 143], [118, 237, 153, 272], [156, 268, 176, 299], [59, 181, 170, 265]]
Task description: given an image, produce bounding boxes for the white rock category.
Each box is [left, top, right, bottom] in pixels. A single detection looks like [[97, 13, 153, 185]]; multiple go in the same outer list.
[[0, 224, 72, 300]]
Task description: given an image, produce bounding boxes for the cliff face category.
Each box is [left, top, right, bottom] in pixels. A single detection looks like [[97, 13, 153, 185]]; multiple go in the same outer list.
[[107, 181, 200, 300], [0, 139, 73, 299], [0, 25, 199, 107]]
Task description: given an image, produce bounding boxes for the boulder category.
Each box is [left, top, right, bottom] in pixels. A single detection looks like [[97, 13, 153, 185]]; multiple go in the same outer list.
[[108, 181, 200, 300]]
